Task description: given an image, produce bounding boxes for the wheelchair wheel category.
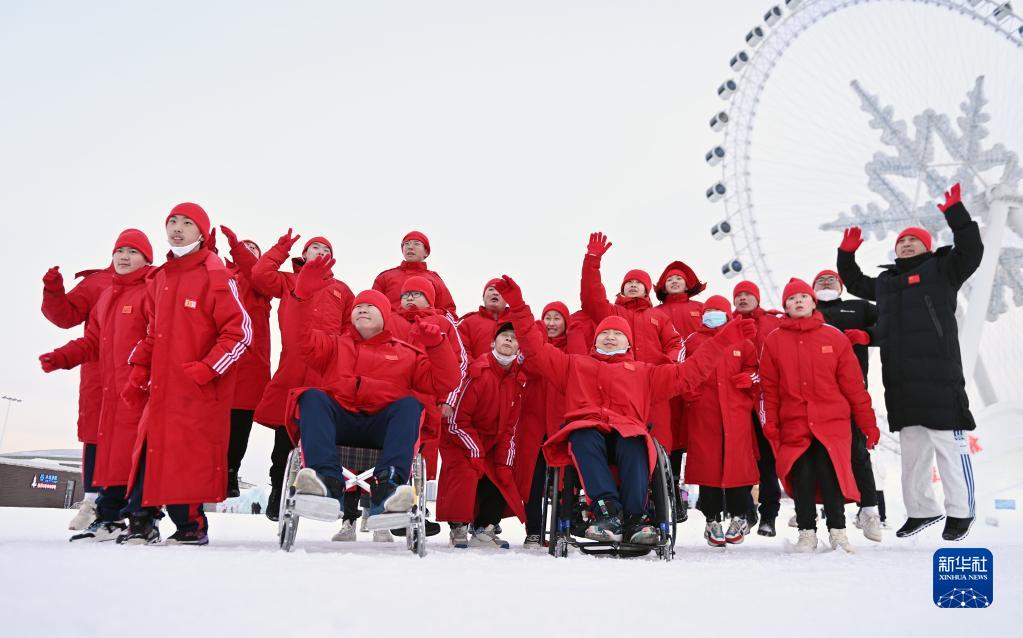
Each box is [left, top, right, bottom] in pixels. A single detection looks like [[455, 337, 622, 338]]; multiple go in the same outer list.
[[651, 442, 677, 562], [278, 448, 303, 552], [410, 454, 428, 557]]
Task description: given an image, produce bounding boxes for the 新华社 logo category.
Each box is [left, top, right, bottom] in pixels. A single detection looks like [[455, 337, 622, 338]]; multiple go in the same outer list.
[[933, 548, 993, 608]]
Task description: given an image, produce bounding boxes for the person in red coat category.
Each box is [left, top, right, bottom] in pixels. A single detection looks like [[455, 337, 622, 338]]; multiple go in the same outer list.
[[39, 230, 154, 542], [250, 229, 354, 521], [218, 225, 273, 498], [372, 230, 457, 316], [457, 278, 511, 359], [495, 276, 754, 545], [285, 259, 460, 526], [438, 322, 528, 549], [759, 278, 880, 553], [41, 254, 115, 529], [580, 233, 683, 451], [732, 279, 784, 536], [681, 296, 759, 547], [118, 203, 252, 545]]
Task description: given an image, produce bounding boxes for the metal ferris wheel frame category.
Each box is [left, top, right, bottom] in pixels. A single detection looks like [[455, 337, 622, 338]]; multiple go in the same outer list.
[[706, 0, 1023, 307]]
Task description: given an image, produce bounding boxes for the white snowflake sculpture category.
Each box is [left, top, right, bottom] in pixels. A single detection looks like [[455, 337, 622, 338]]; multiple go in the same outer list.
[[935, 587, 991, 608], [820, 76, 1023, 321]]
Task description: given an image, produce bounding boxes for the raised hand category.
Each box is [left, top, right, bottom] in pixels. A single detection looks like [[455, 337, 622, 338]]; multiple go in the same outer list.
[[182, 361, 217, 386], [586, 232, 613, 258], [294, 254, 335, 299], [937, 183, 961, 213], [839, 227, 864, 253], [493, 275, 524, 309], [43, 266, 64, 292], [409, 317, 444, 348], [714, 317, 755, 345], [844, 329, 870, 346], [219, 225, 240, 249], [275, 228, 302, 251]]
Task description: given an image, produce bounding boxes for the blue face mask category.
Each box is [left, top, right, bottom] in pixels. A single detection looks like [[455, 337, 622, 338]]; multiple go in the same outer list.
[[702, 311, 727, 329]]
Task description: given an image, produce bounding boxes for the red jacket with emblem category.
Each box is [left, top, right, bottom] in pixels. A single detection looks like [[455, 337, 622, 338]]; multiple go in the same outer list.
[[127, 249, 252, 506], [227, 243, 272, 411], [250, 243, 353, 427], [681, 326, 759, 488], [41, 266, 114, 443], [48, 267, 151, 486], [372, 261, 457, 316], [759, 312, 876, 503]]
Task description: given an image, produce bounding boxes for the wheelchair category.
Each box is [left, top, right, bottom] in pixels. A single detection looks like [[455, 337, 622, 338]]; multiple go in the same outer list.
[[277, 445, 434, 556], [538, 439, 677, 561]]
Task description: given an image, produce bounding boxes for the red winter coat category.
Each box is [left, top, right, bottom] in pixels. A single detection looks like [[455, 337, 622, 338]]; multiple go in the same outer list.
[[681, 327, 759, 488], [580, 255, 682, 447], [251, 244, 353, 427], [759, 312, 876, 503], [127, 249, 252, 506], [283, 302, 461, 442], [457, 307, 511, 360], [437, 353, 528, 523], [41, 266, 114, 443], [372, 261, 457, 316], [227, 243, 272, 411], [734, 306, 782, 358], [49, 267, 151, 486], [566, 310, 595, 356], [510, 305, 724, 476], [659, 294, 705, 339]]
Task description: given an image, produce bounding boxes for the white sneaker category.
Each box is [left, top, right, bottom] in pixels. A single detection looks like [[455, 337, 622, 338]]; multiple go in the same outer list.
[[829, 528, 856, 553], [794, 529, 818, 553], [68, 499, 97, 531], [523, 534, 544, 549], [724, 516, 749, 544], [470, 525, 510, 549], [787, 514, 799, 528], [359, 511, 369, 533], [294, 468, 328, 497], [332, 519, 357, 542], [373, 529, 394, 543], [704, 521, 726, 547], [70, 519, 126, 542], [856, 509, 883, 543], [449, 524, 469, 549]]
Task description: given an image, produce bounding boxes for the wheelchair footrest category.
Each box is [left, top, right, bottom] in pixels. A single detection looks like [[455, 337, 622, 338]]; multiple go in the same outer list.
[[365, 512, 415, 531], [292, 494, 341, 522], [575, 540, 654, 558]]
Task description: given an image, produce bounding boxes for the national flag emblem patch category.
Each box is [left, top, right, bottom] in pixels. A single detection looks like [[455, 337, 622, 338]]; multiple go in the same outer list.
[[121, 305, 133, 314], [733, 350, 741, 357], [184, 299, 197, 309], [332, 290, 343, 299], [821, 345, 833, 354], [624, 362, 636, 371], [908, 274, 921, 285], [690, 311, 700, 317]]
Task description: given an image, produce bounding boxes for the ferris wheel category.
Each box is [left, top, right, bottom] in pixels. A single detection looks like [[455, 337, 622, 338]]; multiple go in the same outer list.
[[702, 0, 1023, 404]]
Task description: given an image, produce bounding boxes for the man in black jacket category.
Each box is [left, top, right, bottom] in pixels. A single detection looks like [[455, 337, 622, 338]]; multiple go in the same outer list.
[[812, 269, 882, 542], [836, 183, 983, 542]]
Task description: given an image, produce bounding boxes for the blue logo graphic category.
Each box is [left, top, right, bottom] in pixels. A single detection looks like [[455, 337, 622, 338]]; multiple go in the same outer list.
[[933, 548, 993, 608]]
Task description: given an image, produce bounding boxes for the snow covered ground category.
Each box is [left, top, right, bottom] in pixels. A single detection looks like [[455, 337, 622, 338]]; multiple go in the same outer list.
[[1, 504, 1019, 637]]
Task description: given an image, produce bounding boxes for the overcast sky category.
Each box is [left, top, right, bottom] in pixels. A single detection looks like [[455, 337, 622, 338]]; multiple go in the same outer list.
[[3, 1, 1020, 484]]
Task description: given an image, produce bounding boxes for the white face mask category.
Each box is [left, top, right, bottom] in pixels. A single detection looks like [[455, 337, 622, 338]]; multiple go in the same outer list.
[[492, 349, 518, 366], [815, 289, 840, 302], [595, 347, 628, 356], [169, 239, 202, 257]]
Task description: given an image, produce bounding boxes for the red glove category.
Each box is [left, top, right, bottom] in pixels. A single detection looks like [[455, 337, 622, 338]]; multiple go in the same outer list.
[[495, 465, 515, 487], [219, 225, 240, 249], [586, 232, 612, 258], [937, 183, 961, 213], [206, 227, 218, 255], [844, 329, 870, 346], [493, 275, 524, 309], [182, 361, 217, 386], [120, 384, 148, 409], [42, 266, 64, 292], [275, 227, 302, 252], [862, 424, 881, 450], [469, 456, 485, 476], [839, 227, 864, 253], [127, 365, 149, 389], [713, 318, 755, 345], [731, 372, 753, 389], [762, 422, 779, 446], [294, 254, 335, 299], [409, 317, 444, 348], [39, 351, 68, 373]]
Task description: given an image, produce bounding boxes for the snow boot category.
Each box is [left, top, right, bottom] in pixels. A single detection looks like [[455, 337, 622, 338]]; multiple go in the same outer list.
[[449, 523, 470, 549], [787, 514, 799, 528], [829, 528, 855, 553], [941, 516, 974, 541], [794, 529, 818, 553], [117, 512, 161, 545], [266, 485, 281, 522], [470, 525, 510, 549], [368, 467, 413, 516], [757, 517, 777, 537], [226, 469, 240, 498], [165, 529, 209, 546], [895, 515, 944, 538], [704, 521, 726, 547], [725, 516, 750, 544], [856, 508, 883, 542], [70, 519, 126, 543], [523, 534, 544, 549], [373, 529, 394, 543], [624, 514, 659, 546], [332, 519, 357, 542], [68, 498, 97, 531], [584, 499, 623, 542]]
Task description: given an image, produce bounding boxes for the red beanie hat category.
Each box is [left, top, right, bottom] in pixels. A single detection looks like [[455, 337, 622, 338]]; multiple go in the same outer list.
[[483, 278, 503, 297], [401, 276, 436, 307], [620, 269, 652, 296], [782, 278, 817, 303], [541, 301, 570, 323], [812, 269, 843, 293], [352, 289, 391, 330], [593, 315, 634, 347], [703, 295, 732, 314], [302, 236, 333, 255], [166, 202, 210, 240], [402, 231, 431, 256], [732, 280, 761, 303], [113, 228, 154, 264], [896, 227, 932, 252]]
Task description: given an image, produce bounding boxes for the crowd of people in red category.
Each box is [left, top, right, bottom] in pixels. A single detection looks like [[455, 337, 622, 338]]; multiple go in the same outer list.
[[38, 183, 981, 551]]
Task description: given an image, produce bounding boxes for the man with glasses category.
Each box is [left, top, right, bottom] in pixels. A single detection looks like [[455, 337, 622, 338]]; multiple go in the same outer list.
[[373, 231, 458, 316]]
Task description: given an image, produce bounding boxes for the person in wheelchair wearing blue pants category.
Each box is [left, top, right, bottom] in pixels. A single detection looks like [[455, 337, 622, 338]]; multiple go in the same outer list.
[[282, 256, 460, 517], [494, 275, 755, 545]]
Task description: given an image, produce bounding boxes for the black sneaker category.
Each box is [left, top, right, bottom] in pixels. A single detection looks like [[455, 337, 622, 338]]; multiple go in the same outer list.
[[941, 516, 974, 541], [757, 517, 777, 537], [391, 520, 442, 537], [116, 513, 161, 545], [624, 514, 659, 546], [226, 469, 241, 498], [675, 495, 689, 523], [746, 508, 759, 529], [369, 467, 413, 516], [895, 515, 945, 538], [584, 499, 623, 542], [165, 529, 210, 546], [70, 519, 127, 543], [266, 485, 281, 522]]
